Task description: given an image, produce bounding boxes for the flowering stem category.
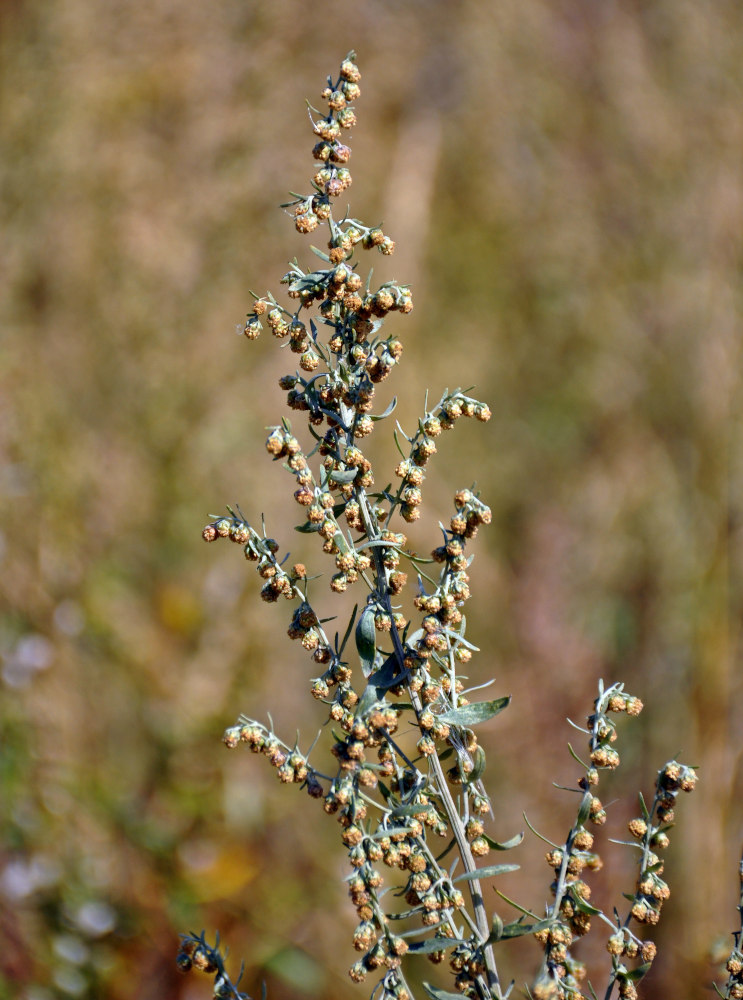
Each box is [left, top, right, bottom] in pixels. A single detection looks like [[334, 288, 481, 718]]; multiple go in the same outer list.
[[358, 488, 502, 999]]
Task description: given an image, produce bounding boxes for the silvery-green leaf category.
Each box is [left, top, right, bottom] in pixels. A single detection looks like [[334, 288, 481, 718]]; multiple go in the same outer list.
[[436, 696, 510, 727], [355, 606, 376, 677], [483, 832, 524, 851], [493, 916, 552, 941], [294, 521, 319, 534], [371, 396, 398, 421], [423, 985, 463, 1000], [453, 864, 519, 883], [407, 937, 464, 955], [329, 468, 358, 484]]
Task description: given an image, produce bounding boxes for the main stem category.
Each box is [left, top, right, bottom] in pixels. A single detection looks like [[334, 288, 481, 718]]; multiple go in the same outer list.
[[357, 488, 502, 1000]]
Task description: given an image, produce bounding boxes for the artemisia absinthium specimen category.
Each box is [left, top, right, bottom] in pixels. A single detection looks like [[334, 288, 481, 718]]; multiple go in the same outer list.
[[177, 53, 698, 1000]]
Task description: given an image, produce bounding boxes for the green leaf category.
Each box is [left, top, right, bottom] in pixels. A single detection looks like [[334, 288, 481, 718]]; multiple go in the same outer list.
[[371, 396, 398, 421], [436, 696, 510, 728], [435, 837, 456, 863], [355, 683, 382, 721], [453, 864, 519, 883], [638, 791, 650, 821], [373, 825, 412, 839], [330, 468, 358, 484], [423, 984, 463, 1000], [355, 606, 377, 677], [356, 538, 403, 551], [567, 743, 589, 768], [332, 531, 350, 554], [462, 744, 487, 784], [408, 937, 464, 955], [338, 605, 359, 657], [390, 803, 434, 819], [626, 962, 653, 982], [569, 891, 602, 915], [367, 653, 404, 690], [319, 406, 350, 431], [496, 916, 553, 941], [576, 791, 593, 826], [294, 521, 319, 534], [287, 268, 329, 291], [488, 913, 504, 943], [484, 832, 524, 851]]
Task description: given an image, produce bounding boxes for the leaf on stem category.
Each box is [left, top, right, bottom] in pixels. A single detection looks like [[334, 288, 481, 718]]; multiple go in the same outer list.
[[371, 396, 398, 421], [437, 696, 511, 727], [484, 832, 524, 851], [492, 917, 553, 942], [355, 605, 377, 677], [408, 937, 466, 955], [423, 984, 465, 1000], [453, 864, 520, 883], [576, 790, 593, 826]]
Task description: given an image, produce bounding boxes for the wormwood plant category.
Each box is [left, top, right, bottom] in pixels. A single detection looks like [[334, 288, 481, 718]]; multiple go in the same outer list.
[[176, 53, 740, 1000]]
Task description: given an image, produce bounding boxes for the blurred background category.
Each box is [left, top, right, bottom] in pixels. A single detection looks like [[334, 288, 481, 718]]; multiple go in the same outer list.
[[1, 1, 742, 998]]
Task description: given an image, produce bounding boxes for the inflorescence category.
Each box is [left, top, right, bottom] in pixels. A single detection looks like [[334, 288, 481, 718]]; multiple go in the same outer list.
[[178, 52, 705, 1000]]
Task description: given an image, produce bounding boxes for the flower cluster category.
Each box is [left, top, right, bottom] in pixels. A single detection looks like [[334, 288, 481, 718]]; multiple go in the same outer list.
[[531, 684, 696, 1000], [196, 51, 511, 1000], [179, 51, 714, 1000]]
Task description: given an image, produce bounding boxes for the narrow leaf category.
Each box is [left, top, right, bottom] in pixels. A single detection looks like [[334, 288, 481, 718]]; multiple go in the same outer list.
[[355, 538, 403, 551], [408, 938, 463, 955], [484, 832, 524, 851], [355, 683, 382, 721], [488, 913, 504, 943], [355, 606, 377, 677], [569, 891, 602, 915], [523, 813, 558, 848], [435, 837, 456, 863], [463, 744, 487, 784], [638, 791, 650, 821], [567, 743, 589, 768], [330, 468, 358, 484], [423, 985, 463, 1000], [436, 696, 510, 728], [453, 864, 519, 883], [338, 605, 359, 657], [294, 521, 319, 534], [367, 653, 404, 690], [626, 962, 653, 982], [390, 803, 434, 819], [497, 916, 553, 940], [576, 790, 593, 826], [371, 396, 398, 421]]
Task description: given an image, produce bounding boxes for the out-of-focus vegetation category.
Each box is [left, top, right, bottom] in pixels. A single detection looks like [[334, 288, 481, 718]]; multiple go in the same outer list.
[[1, 2, 741, 999]]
